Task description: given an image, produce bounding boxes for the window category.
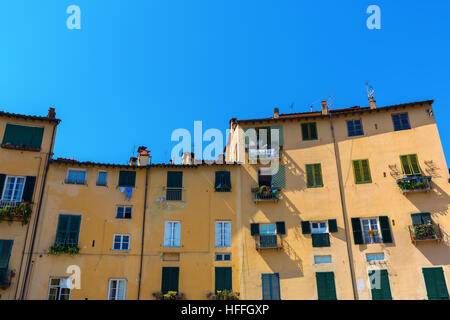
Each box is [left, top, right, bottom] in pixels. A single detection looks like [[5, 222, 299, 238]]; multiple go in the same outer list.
[[116, 206, 132, 219], [423, 267, 449, 300], [2, 124, 44, 149], [306, 164, 323, 188], [257, 223, 285, 248], [164, 221, 181, 247], [411, 212, 432, 225], [215, 267, 232, 293], [347, 119, 364, 137], [55, 215, 81, 247], [369, 269, 392, 300], [316, 272, 337, 300], [311, 222, 330, 247], [352, 160, 372, 184], [66, 169, 86, 184], [392, 113, 411, 131], [361, 218, 381, 244], [400, 154, 421, 175], [118, 171, 136, 187], [47, 278, 71, 300], [166, 172, 183, 201], [216, 253, 231, 261], [351, 217, 392, 245], [1, 176, 25, 201], [301, 122, 318, 141], [215, 171, 231, 192], [314, 255, 332, 264], [108, 279, 127, 300], [113, 234, 130, 250], [262, 273, 280, 300], [161, 267, 179, 294], [311, 222, 327, 234], [366, 253, 385, 262], [260, 224, 276, 235], [97, 172, 107, 186], [0, 240, 13, 271], [215, 221, 231, 247]]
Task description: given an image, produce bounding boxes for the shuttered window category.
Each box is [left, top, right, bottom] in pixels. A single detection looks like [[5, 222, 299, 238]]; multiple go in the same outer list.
[[347, 119, 364, 137], [215, 171, 231, 192], [2, 124, 44, 149], [400, 154, 421, 175], [369, 269, 392, 300], [256, 127, 271, 149], [118, 171, 136, 187], [0, 240, 13, 269], [301, 122, 318, 141], [351, 218, 364, 244], [54, 215, 81, 247], [392, 113, 411, 131], [352, 160, 372, 184], [215, 267, 232, 293], [423, 267, 449, 300], [411, 212, 432, 225], [0, 176, 25, 201], [66, 170, 86, 184], [166, 172, 183, 201], [272, 165, 286, 189], [164, 221, 181, 247], [261, 273, 280, 300], [312, 233, 330, 247], [316, 272, 337, 300], [161, 267, 179, 294], [306, 164, 323, 188]]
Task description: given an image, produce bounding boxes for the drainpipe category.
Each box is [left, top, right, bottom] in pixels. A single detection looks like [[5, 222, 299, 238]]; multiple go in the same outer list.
[[328, 112, 359, 300], [19, 122, 57, 300], [137, 165, 149, 299]]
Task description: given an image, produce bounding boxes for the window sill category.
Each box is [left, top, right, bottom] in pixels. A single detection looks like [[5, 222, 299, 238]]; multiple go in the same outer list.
[[1, 144, 41, 152], [64, 181, 87, 185]]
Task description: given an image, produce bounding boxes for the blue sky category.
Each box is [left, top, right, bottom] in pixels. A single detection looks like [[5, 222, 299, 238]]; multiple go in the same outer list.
[[0, 1, 449, 165]]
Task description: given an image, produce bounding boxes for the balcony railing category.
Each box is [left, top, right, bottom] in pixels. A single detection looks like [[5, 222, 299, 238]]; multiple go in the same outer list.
[[0, 201, 33, 225], [251, 186, 280, 202], [0, 269, 13, 289], [255, 234, 283, 250], [409, 223, 442, 244], [312, 233, 331, 247], [0, 200, 20, 209], [166, 188, 183, 201], [397, 175, 432, 194]]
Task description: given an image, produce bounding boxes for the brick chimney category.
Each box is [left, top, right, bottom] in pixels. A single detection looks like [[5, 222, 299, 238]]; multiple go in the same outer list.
[[181, 152, 194, 165], [321, 101, 328, 115], [369, 97, 376, 109], [47, 107, 56, 119], [137, 146, 150, 166], [273, 107, 279, 118], [129, 157, 137, 166]]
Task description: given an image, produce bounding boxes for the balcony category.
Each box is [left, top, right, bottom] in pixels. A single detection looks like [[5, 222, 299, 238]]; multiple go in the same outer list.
[[0, 269, 14, 289], [0, 201, 33, 225], [409, 223, 442, 244], [248, 148, 280, 160], [312, 233, 331, 247], [397, 175, 432, 194], [251, 186, 280, 202], [255, 234, 283, 250]]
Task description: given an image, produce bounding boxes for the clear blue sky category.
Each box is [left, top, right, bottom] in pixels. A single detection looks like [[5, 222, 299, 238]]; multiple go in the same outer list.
[[1, 1, 449, 165]]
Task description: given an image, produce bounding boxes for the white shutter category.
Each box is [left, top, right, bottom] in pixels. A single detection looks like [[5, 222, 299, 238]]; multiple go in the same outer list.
[[117, 280, 126, 300], [164, 222, 172, 246], [224, 222, 232, 247], [173, 222, 181, 247], [215, 222, 222, 247]]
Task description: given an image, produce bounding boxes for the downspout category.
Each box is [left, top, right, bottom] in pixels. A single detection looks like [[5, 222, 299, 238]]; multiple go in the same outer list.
[[328, 113, 359, 300], [19, 121, 57, 300], [137, 165, 149, 300]]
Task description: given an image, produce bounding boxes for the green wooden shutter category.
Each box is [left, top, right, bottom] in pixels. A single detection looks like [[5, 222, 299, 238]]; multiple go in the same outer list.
[[400, 154, 421, 176], [276, 221, 286, 235], [0, 240, 13, 269], [310, 122, 318, 140], [22, 176, 36, 202], [250, 223, 260, 236], [272, 165, 286, 189], [68, 215, 82, 246], [215, 267, 232, 292], [351, 218, 364, 244], [215, 171, 231, 191], [161, 267, 180, 294], [409, 154, 421, 175], [400, 155, 412, 175], [0, 174, 5, 198], [301, 123, 309, 140], [379, 216, 393, 244], [411, 212, 432, 225], [55, 215, 69, 245], [262, 273, 280, 300], [369, 269, 392, 300], [353, 160, 372, 184], [301, 123, 318, 141], [167, 172, 183, 188], [55, 215, 81, 246], [301, 221, 311, 234], [306, 164, 314, 187], [2, 124, 44, 148], [316, 272, 337, 300], [423, 267, 449, 300], [328, 219, 338, 233], [353, 160, 363, 183], [271, 125, 284, 147], [313, 164, 323, 187], [118, 171, 136, 187], [312, 234, 330, 247]]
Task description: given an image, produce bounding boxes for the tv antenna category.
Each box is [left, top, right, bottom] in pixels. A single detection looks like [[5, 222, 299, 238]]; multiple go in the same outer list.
[[366, 82, 375, 99], [289, 102, 295, 113]]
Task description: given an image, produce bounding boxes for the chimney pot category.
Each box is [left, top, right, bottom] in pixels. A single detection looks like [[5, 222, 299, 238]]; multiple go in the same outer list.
[[369, 97, 376, 109], [273, 108, 279, 118], [129, 157, 137, 166], [47, 107, 56, 119], [181, 152, 195, 165], [137, 146, 150, 166], [321, 101, 328, 115]]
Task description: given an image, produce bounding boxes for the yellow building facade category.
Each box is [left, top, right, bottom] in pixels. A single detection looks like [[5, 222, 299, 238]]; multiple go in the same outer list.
[[0, 98, 449, 300]]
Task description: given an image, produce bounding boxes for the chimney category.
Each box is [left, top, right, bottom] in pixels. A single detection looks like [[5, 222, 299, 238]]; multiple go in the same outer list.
[[216, 154, 225, 164], [321, 101, 328, 115], [47, 107, 56, 119], [369, 97, 376, 109], [137, 146, 151, 166], [129, 157, 137, 166], [273, 108, 279, 119], [181, 152, 194, 165]]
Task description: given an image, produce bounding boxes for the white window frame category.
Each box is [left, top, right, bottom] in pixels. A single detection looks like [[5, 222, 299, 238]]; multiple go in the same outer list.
[[314, 255, 332, 264], [311, 221, 328, 234], [361, 218, 381, 244], [260, 223, 276, 235], [97, 171, 108, 186], [107, 279, 127, 300], [66, 169, 87, 184], [112, 234, 130, 250], [116, 206, 133, 219], [1, 175, 26, 202], [215, 221, 231, 247], [366, 253, 385, 262], [164, 221, 181, 247], [47, 277, 72, 300]]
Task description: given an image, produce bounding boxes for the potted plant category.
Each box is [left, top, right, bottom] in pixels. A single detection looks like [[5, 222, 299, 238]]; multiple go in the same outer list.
[[367, 229, 377, 237]]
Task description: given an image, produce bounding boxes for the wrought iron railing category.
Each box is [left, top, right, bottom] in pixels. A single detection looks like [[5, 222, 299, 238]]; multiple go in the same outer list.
[[252, 186, 280, 202], [397, 175, 432, 193], [256, 234, 282, 249], [166, 188, 182, 201], [409, 223, 442, 243], [0, 200, 20, 208]]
